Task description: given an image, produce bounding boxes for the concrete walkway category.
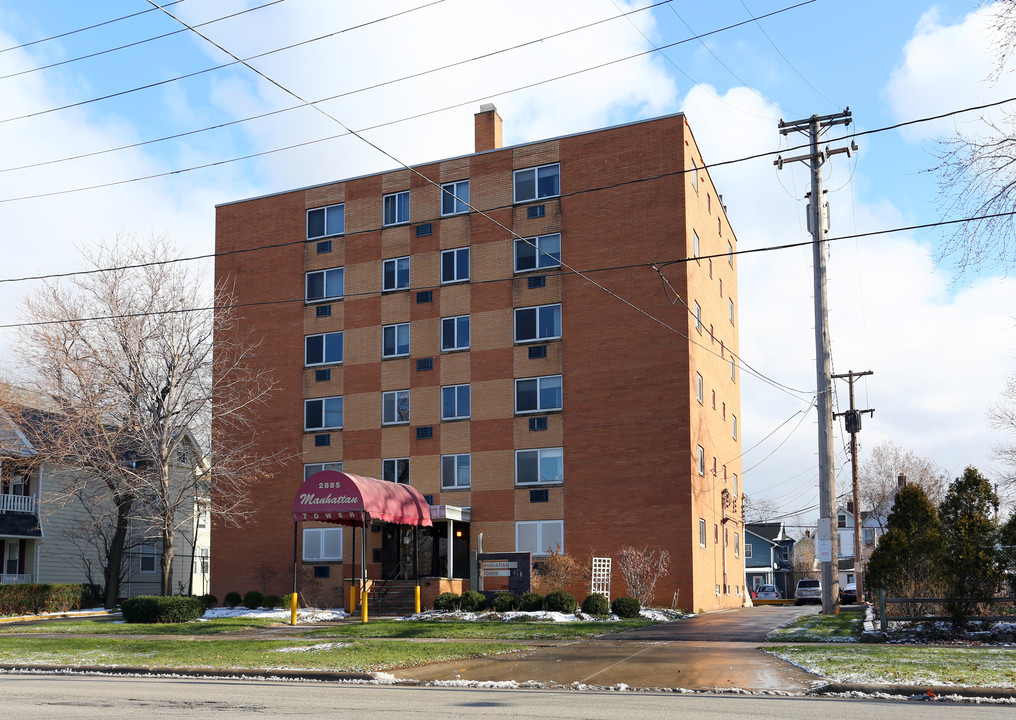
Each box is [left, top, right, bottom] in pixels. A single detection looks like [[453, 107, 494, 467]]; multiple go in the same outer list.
[[391, 605, 824, 691]]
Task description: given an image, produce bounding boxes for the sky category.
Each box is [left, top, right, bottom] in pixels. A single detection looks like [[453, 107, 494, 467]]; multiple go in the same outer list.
[[1, 0, 1015, 530]]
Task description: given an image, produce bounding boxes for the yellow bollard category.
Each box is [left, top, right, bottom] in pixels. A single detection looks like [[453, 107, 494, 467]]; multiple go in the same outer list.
[[348, 584, 356, 616], [290, 592, 298, 626], [414, 585, 421, 614], [361, 587, 369, 623]]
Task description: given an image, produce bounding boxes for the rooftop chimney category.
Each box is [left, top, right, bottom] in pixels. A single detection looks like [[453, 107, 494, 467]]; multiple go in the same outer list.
[[474, 104, 503, 153], [897, 473, 907, 489]]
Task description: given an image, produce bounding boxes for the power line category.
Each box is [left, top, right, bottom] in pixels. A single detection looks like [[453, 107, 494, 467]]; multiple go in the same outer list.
[[0, 0, 187, 55], [0, 0, 288, 81]]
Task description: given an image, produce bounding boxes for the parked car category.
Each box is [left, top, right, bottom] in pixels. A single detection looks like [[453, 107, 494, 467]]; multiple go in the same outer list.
[[795, 578, 821, 605], [755, 584, 782, 600], [840, 583, 857, 604]]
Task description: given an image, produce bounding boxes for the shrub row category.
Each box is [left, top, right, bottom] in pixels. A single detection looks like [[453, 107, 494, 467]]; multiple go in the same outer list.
[[431, 590, 641, 617], [0, 583, 99, 616], [221, 590, 290, 610], [121, 595, 206, 623]]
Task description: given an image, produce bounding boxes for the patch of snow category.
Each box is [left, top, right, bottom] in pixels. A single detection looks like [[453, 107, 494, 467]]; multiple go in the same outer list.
[[271, 643, 350, 653], [201, 607, 349, 623]]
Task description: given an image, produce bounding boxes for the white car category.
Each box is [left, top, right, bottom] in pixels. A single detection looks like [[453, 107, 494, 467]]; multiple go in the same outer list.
[[755, 584, 782, 600], [795, 578, 822, 605]]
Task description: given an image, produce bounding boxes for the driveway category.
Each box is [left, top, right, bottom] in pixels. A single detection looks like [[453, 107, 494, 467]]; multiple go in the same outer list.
[[393, 605, 824, 692]]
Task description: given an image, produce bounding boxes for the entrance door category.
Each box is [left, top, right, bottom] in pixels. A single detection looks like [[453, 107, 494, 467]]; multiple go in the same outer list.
[[380, 526, 415, 580]]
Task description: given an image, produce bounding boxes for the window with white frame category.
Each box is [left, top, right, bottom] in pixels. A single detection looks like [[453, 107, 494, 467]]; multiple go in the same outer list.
[[730, 356, 736, 380], [691, 159, 698, 190], [516, 448, 563, 485], [383, 256, 410, 291], [441, 453, 470, 489], [729, 298, 734, 324], [863, 528, 876, 546], [383, 190, 410, 226], [699, 518, 706, 547], [441, 247, 469, 283], [303, 527, 342, 561], [304, 462, 342, 481], [696, 373, 704, 404], [693, 230, 700, 259], [441, 180, 469, 215], [733, 473, 738, 496], [383, 458, 409, 484], [516, 519, 563, 556], [305, 397, 343, 430], [139, 543, 157, 573], [307, 203, 345, 239], [305, 331, 343, 366], [515, 375, 562, 413], [734, 534, 740, 557], [694, 301, 702, 333], [441, 315, 470, 351], [514, 163, 560, 203], [697, 445, 705, 476], [382, 390, 410, 425], [382, 323, 410, 358], [441, 384, 470, 420], [514, 304, 561, 343], [732, 415, 738, 439], [728, 241, 733, 266], [306, 267, 344, 302], [515, 233, 561, 272], [744, 542, 752, 558]]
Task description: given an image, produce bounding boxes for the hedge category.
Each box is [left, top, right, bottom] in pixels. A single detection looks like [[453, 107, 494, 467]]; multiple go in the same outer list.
[[121, 595, 206, 623], [611, 596, 641, 618], [0, 584, 95, 616]]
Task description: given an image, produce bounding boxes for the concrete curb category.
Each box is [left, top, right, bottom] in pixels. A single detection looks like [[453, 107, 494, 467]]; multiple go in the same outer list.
[[0, 610, 120, 625], [0, 663, 380, 684], [811, 682, 1016, 701]]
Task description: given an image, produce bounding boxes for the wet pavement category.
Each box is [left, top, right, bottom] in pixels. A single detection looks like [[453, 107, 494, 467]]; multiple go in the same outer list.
[[392, 605, 825, 691]]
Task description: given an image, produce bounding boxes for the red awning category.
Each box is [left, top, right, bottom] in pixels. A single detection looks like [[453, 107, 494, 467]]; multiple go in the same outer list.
[[292, 470, 432, 527]]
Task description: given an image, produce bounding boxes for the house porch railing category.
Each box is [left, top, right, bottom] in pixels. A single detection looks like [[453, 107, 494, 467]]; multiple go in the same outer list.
[[0, 494, 36, 514], [0, 573, 33, 585]]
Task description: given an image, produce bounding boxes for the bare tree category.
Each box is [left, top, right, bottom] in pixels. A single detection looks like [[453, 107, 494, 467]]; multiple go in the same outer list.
[[854, 441, 948, 531], [932, 2, 1016, 273], [616, 546, 671, 607], [11, 234, 279, 602], [989, 371, 1016, 489]]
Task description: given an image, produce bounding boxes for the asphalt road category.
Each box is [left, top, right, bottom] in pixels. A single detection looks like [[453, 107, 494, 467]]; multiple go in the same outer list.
[[0, 676, 1011, 719]]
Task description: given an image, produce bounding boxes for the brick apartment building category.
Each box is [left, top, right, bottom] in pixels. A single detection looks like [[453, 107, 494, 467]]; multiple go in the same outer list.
[[213, 106, 744, 612]]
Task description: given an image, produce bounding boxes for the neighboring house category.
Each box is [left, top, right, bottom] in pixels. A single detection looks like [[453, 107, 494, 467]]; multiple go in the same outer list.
[[835, 502, 883, 558], [0, 389, 210, 599], [744, 523, 795, 599], [213, 107, 746, 612]]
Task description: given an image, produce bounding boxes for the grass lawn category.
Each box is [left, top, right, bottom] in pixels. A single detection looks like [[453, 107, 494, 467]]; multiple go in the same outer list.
[[306, 618, 655, 640], [0, 636, 524, 672], [766, 610, 863, 642], [768, 645, 1016, 688], [0, 617, 283, 636]]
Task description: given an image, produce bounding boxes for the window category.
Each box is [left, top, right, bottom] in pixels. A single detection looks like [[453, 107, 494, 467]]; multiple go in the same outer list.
[[441, 180, 469, 215], [712, 390, 716, 409], [693, 230, 700, 259], [515, 233, 561, 272], [304, 462, 342, 481], [837, 514, 847, 528], [730, 356, 736, 380], [306, 267, 344, 302], [780, 546, 790, 561], [441, 315, 470, 351], [382, 390, 410, 425], [724, 528, 729, 546], [382, 323, 410, 358], [730, 298, 735, 324], [514, 304, 561, 343], [733, 473, 738, 496], [699, 518, 706, 547], [708, 259, 713, 278], [697, 445, 705, 476], [694, 302, 702, 333], [441, 453, 471, 489], [734, 533, 740, 557], [139, 544, 156, 573], [728, 241, 733, 266], [305, 397, 343, 430], [515, 375, 562, 413], [691, 159, 698, 190], [383, 257, 410, 291], [303, 527, 342, 561], [863, 528, 876, 547], [514, 163, 560, 203], [715, 525, 719, 543], [383, 190, 410, 226], [732, 415, 738, 439], [696, 373, 704, 404], [516, 448, 563, 485], [745, 543, 752, 559], [307, 203, 344, 238], [305, 332, 343, 366], [516, 520, 563, 556], [383, 458, 409, 484], [441, 384, 470, 420], [441, 247, 469, 283], [713, 457, 717, 476]]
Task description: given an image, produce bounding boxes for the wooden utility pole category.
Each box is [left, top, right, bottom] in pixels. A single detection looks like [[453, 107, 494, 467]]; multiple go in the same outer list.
[[775, 110, 856, 614], [833, 370, 874, 604]]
